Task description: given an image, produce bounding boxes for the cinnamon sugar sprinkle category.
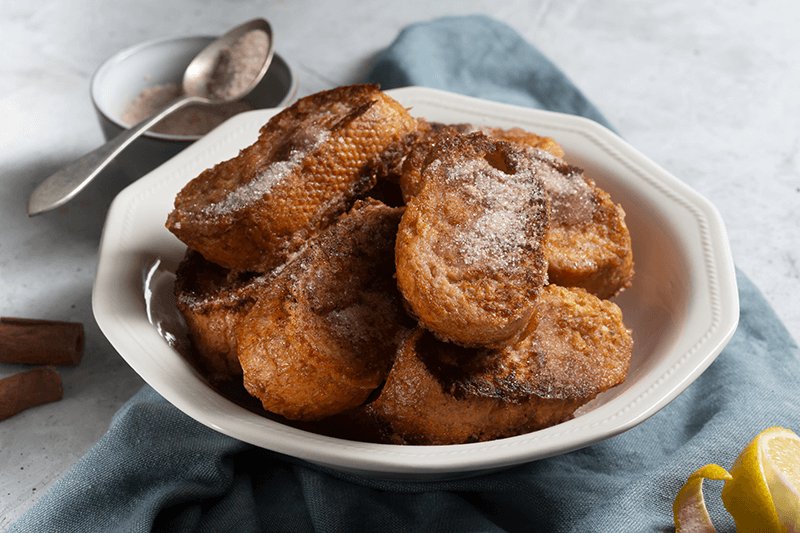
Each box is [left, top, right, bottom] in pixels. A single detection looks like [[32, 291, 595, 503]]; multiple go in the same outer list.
[[121, 83, 252, 136], [439, 157, 543, 272], [202, 126, 330, 216], [121, 29, 269, 136], [525, 148, 595, 226]]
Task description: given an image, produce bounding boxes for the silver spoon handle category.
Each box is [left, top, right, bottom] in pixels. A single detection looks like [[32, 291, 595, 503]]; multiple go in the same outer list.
[[27, 95, 207, 216]]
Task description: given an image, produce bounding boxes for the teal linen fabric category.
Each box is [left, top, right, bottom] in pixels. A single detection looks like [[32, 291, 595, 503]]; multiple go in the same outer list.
[[369, 15, 610, 127], [11, 15, 799, 533]]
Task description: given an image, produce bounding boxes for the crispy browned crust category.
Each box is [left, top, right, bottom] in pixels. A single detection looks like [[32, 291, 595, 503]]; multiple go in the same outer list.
[[171, 85, 635, 441], [453, 124, 565, 158], [397, 123, 456, 202], [365, 328, 583, 445], [497, 141, 632, 299], [166, 84, 418, 272], [366, 285, 632, 444], [395, 132, 549, 348], [174, 250, 270, 383], [236, 199, 412, 421], [367, 117, 432, 187]]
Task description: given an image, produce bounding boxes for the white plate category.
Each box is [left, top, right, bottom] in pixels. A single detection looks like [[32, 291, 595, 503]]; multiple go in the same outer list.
[[93, 86, 739, 477]]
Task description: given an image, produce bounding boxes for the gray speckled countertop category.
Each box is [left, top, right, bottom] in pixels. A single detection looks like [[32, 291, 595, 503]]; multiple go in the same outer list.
[[2, 0, 798, 525]]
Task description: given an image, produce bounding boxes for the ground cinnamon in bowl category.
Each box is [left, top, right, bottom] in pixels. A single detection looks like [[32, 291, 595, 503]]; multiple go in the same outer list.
[[121, 29, 270, 137], [206, 29, 270, 101], [122, 83, 253, 136]]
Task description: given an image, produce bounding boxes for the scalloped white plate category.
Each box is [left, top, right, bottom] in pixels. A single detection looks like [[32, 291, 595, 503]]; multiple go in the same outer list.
[[93, 87, 738, 477]]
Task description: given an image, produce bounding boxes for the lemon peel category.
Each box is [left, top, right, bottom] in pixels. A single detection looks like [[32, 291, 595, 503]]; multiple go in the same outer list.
[[673, 464, 731, 533], [674, 426, 800, 533]]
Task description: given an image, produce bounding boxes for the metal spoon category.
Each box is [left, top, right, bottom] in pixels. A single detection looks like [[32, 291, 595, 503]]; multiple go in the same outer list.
[[28, 18, 274, 216]]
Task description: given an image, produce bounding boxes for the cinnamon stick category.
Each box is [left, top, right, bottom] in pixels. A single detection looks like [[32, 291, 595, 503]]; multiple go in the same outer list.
[[0, 317, 84, 366], [0, 367, 63, 421]]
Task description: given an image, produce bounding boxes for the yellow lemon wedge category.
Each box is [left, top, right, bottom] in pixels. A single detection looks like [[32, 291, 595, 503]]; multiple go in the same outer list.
[[722, 426, 800, 533], [673, 427, 800, 533]]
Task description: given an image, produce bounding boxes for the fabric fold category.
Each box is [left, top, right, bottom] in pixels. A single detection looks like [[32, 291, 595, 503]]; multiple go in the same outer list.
[[368, 15, 610, 128]]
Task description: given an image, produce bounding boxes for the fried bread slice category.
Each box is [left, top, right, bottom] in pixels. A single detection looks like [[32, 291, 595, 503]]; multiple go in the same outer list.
[[366, 285, 632, 444], [236, 199, 411, 421], [532, 151, 633, 298], [395, 132, 549, 348], [365, 328, 583, 445], [480, 131, 633, 298], [395, 123, 450, 203], [167, 84, 418, 272], [174, 250, 270, 383], [400, 129, 633, 298], [432, 285, 632, 402]]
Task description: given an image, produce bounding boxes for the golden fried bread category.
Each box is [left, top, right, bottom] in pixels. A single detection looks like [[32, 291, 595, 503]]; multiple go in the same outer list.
[[236, 199, 411, 421], [174, 250, 269, 383], [365, 328, 582, 445], [483, 133, 632, 298], [397, 123, 456, 202], [167, 84, 418, 272], [366, 285, 632, 444], [168, 84, 636, 442], [395, 132, 549, 348], [533, 152, 633, 299], [432, 285, 632, 402], [401, 129, 633, 299]]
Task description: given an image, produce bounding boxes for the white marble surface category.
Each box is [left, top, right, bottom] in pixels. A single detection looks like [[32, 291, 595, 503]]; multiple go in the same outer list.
[[1, 0, 798, 525]]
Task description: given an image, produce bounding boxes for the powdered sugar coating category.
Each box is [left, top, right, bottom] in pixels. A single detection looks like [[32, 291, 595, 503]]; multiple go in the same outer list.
[[442, 158, 534, 272]]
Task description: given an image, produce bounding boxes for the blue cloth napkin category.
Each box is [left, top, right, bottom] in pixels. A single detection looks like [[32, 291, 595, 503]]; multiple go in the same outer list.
[[12, 15, 800, 533]]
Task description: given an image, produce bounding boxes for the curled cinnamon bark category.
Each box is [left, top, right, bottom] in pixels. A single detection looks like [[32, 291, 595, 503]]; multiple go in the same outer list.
[[0, 317, 84, 366], [0, 367, 63, 420]]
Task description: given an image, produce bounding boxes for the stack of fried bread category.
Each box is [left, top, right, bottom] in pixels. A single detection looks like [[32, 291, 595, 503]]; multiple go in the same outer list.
[[167, 84, 634, 445]]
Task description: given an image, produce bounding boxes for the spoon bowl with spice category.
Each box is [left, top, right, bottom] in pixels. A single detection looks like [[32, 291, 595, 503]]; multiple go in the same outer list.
[[28, 18, 277, 216]]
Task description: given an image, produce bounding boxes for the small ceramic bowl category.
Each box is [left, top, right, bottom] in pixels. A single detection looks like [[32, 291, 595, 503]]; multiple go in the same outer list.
[[90, 35, 297, 178]]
